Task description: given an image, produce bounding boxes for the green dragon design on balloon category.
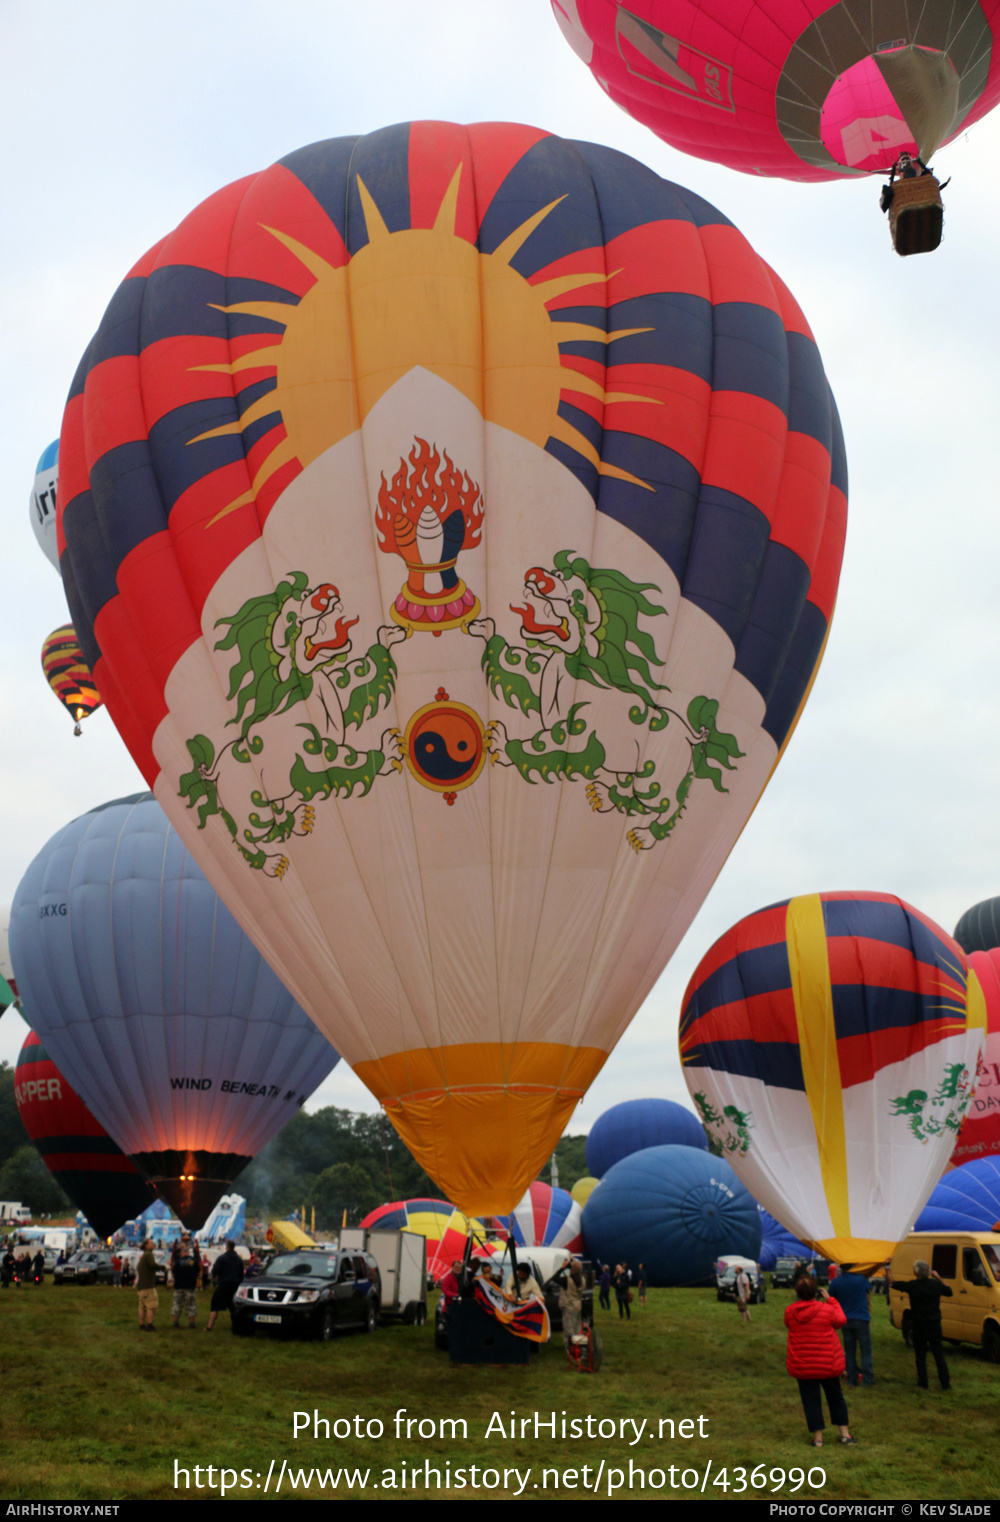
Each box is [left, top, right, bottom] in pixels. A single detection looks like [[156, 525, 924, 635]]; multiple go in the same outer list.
[[179, 543, 743, 875]]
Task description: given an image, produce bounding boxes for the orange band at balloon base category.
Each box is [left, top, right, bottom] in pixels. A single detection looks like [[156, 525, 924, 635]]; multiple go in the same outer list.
[[800, 1237, 903, 1274], [354, 1042, 607, 1218]]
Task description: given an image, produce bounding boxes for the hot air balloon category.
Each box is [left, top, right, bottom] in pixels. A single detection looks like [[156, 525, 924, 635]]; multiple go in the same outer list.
[[581, 1144, 761, 1284], [14, 1030, 155, 1239], [680, 892, 988, 1264], [551, 3, 1000, 182], [950, 949, 1000, 1167], [9, 793, 340, 1229], [30, 439, 60, 572], [955, 897, 1000, 955], [360, 1197, 480, 1280], [571, 1175, 600, 1207], [0, 903, 17, 1012], [41, 625, 102, 735], [915, 1157, 1000, 1232], [586, 1096, 707, 1177], [502, 1181, 584, 1251], [57, 122, 846, 1217]]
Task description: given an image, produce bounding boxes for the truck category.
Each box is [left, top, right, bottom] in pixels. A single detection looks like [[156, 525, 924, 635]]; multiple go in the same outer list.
[[0, 1203, 31, 1225], [341, 1227, 427, 1324]]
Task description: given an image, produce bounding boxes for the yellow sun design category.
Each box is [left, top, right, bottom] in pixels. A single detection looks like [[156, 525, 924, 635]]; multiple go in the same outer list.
[[191, 164, 658, 524]]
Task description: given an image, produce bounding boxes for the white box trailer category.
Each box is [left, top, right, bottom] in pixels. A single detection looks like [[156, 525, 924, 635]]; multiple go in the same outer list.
[[341, 1228, 427, 1325]]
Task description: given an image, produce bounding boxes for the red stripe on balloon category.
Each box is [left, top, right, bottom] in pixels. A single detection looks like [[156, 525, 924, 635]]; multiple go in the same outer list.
[[699, 225, 783, 316], [228, 161, 349, 286], [702, 390, 787, 519], [83, 354, 147, 466], [90, 622, 163, 787], [770, 432, 831, 571], [806, 484, 846, 623], [760, 261, 816, 343], [686, 902, 790, 993], [137, 336, 269, 431], [684, 986, 801, 1047], [125, 236, 169, 281], [57, 393, 87, 557], [465, 122, 552, 233], [826, 936, 953, 997], [408, 122, 480, 244], [150, 175, 257, 279], [169, 462, 262, 616], [837, 1018, 970, 1089]]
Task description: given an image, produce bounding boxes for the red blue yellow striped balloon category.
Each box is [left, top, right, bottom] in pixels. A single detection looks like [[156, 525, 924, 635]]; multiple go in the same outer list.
[[41, 624, 102, 735], [679, 892, 987, 1263]]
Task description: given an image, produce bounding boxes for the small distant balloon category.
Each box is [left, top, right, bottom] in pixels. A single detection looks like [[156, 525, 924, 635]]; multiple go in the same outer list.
[[571, 1176, 600, 1208], [954, 897, 1000, 956], [30, 440, 60, 572], [502, 1181, 583, 1252], [41, 625, 102, 735]]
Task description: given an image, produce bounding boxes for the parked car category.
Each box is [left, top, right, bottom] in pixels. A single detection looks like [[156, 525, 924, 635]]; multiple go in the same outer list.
[[770, 1256, 831, 1289], [53, 1250, 116, 1285], [889, 1231, 1000, 1362], [231, 1248, 381, 1340], [716, 1256, 765, 1304]]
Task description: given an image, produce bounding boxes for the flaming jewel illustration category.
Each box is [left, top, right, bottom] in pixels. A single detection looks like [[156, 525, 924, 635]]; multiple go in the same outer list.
[[377, 437, 484, 635]]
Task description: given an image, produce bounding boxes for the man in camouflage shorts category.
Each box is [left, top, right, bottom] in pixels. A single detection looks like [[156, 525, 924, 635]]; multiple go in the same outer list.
[[171, 1233, 201, 1328]]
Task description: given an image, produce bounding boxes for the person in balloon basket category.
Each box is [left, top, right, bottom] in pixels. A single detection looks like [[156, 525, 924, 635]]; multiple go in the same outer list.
[[558, 1259, 585, 1361], [136, 1239, 159, 1331], [827, 1264, 874, 1387], [170, 1234, 202, 1329], [505, 1263, 544, 1303], [885, 1260, 952, 1391], [784, 1275, 856, 1447], [206, 1240, 244, 1331]]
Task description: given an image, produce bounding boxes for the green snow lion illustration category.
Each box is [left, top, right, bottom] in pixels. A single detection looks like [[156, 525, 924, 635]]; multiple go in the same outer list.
[[179, 572, 405, 875], [468, 550, 744, 851]]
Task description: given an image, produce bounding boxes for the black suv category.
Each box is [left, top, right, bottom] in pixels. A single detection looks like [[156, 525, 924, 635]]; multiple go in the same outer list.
[[231, 1248, 381, 1340], [53, 1250, 115, 1285]]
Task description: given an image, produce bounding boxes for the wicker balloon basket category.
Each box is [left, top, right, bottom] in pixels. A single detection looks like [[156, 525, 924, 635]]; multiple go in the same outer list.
[[889, 173, 944, 256]]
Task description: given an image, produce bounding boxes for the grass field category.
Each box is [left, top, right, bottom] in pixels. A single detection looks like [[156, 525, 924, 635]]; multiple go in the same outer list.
[[1, 1280, 997, 1502]]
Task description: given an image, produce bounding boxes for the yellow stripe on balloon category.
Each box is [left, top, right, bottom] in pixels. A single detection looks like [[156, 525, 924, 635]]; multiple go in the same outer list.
[[785, 894, 851, 1242], [966, 966, 987, 1033]]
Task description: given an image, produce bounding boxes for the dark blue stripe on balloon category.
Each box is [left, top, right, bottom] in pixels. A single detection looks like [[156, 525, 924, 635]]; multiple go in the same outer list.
[[478, 135, 604, 275], [235, 376, 278, 417], [682, 485, 772, 647], [759, 597, 827, 746], [343, 124, 413, 255], [831, 982, 957, 1041], [607, 292, 714, 376], [822, 900, 959, 974], [712, 303, 789, 416], [594, 434, 701, 579], [687, 940, 791, 1016], [87, 440, 169, 565], [568, 139, 733, 235], [734, 542, 811, 706], [556, 397, 603, 455], [140, 267, 294, 347], [60, 530, 104, 677], [71, 278, 146, 397], [786, 332, 832, 452], [829, 396, 848, 497], [146, 401, 247, 516], [683, 1039, 805, 1091], [280, 135, 362, 247]]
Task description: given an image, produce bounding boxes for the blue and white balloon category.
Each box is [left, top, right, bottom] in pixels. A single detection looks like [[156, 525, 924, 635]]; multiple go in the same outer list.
[[29, 439, 60, 572]]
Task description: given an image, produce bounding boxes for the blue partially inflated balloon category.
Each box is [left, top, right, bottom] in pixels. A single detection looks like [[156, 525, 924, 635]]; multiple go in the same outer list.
[[915, 1158, 1000, 1232], [581, 1144, 761, 1285], [9, 793, 339, 1228], [757, 1205, 809, 1271], [586, 1097, 707, 1179]]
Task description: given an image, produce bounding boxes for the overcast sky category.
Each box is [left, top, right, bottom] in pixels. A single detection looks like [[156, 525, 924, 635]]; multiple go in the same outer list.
[[2, 1, 998, 1136]]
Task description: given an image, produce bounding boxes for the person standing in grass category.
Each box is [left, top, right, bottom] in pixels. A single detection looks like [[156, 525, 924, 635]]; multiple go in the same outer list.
[[598, 1262, 611, 1313], [736, 1265, 753, 1324], [206, 1240, 244, 1331], [885, 1260, 953, 1391], [784, 1273, 855, 1447], [170, 1233, 201, 1329], [136, 1238, 159, 1332], [613, 1263, 631, 1320], [637, 1262, 648, 1307], [828, 1263, 874, 1386]]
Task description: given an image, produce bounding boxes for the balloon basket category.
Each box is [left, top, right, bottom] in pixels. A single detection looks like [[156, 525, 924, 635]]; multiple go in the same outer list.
[[446, 1298, 530, 1365], [890, 174, 944, 256]]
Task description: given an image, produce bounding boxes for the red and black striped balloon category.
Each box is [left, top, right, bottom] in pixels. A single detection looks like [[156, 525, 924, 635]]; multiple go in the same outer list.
[[41, 624, 102, 735], [14, 1030, 154, 1239]]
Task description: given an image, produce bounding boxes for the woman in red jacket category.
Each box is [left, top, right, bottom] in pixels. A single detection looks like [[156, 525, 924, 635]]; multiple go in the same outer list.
[[784, 1275, 856, 1446]]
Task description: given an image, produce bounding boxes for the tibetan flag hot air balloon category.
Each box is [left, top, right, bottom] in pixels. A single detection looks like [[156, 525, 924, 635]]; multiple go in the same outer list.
[[552, 2, 1000, 180], [9, 793, 340, 1229], [41, 624, 102, 735], [14, 1030, 155, 1239], [360, 1197, 478, 1280], [57, 122, 846, 1217], [950, 948, 1000, 1167], [680, 892, 988, 1264]]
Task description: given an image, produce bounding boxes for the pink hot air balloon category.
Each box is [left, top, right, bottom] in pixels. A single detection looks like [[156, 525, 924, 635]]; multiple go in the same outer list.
[[552, 2, 1000, 181]]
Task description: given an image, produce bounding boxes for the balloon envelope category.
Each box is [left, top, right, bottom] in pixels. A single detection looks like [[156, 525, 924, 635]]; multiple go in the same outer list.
[[680, 892, 987, 1263], [586, 1096, 707, 1177], [41, 625, 102, 733], [581, 1144, 761, 1285], [502, 1181, 584, 1251], [914, 1157, 1000, 1232], [15, 1030, 154, 1239], [361, 1197, 479, 1280], [58, 122, 846, 1216], [954, 898, 1000, 955], [9, 793, 340, 1228], [30, 439, 60, 572], [571, 1175, 600, 1207], [950, 949, 1000, 1167], [552, 1, 1000, 179]]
